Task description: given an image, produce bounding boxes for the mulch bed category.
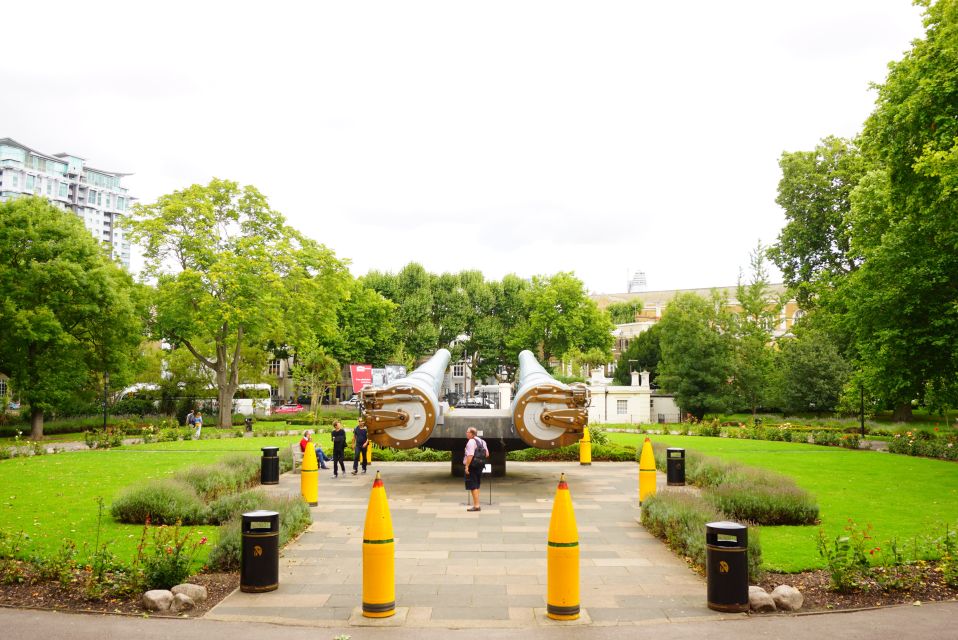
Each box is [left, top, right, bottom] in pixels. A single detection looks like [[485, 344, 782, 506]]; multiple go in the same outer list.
[[759, 564, 958, 612], [1, 562, 956, 617], [0, 562, 238, 617]]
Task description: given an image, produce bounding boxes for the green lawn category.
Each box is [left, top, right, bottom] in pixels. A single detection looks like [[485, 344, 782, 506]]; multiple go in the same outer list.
[[0, 435, 299, 565], [608, 433, 958, 572]]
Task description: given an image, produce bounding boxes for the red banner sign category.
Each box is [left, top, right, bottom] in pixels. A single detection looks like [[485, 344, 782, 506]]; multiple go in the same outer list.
[[349, 364, 374, 393]]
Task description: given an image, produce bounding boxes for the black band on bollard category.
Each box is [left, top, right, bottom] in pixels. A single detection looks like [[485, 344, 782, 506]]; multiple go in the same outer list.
[[362, 601, 396, 613], [547, 603, 580, 616]]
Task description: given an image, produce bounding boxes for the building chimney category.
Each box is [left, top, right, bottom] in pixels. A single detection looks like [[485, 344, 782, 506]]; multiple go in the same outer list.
[[631, 371, 640, 387]]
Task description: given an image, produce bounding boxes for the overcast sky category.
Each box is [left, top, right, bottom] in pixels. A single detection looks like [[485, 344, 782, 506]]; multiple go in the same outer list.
[[1, 1, 925, 293]]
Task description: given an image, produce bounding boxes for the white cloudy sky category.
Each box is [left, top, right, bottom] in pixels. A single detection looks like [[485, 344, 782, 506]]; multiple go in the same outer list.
[[1, 1, 925, 293]]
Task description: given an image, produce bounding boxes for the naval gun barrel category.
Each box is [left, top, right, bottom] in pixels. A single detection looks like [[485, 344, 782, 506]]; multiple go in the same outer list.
[[510, 350, 590, 449], [362, 348, 450, 449]]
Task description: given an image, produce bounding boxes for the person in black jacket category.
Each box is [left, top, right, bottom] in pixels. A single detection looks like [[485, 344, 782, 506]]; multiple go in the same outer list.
[[352, 421, 369, 474], [331, 421, 347, 477]]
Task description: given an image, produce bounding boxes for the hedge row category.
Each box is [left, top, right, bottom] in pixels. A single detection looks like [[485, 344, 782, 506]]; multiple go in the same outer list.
[[650, 445, 820, 526], [110, 451, 291, 525], [641, 492, 764, 581]]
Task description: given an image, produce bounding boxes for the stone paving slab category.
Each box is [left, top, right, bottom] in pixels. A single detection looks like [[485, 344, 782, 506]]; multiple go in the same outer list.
[[207, 461, 736, 628]]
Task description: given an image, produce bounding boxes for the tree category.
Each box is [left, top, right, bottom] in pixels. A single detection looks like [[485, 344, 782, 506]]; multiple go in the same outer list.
[[729, 242, 781, 416], [328, 281, 397, 367], [291, 342, 341, 421], [0, 197, 144, 438], [364, 263, 438, 361], [126, 179, 349, 428], [771, 330, 850, 415], [768, 136, 864, 308], [606, 300, 643, 324], [516, 272, 614, 364], [656, 292, 734, 419], [613, 324, 662, 386], [839, 0, 958, 421]]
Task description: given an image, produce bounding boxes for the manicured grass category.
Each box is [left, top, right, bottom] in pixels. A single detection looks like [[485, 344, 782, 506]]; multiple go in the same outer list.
[[609, 433, 958, 571], [0, 435, 299, 565]]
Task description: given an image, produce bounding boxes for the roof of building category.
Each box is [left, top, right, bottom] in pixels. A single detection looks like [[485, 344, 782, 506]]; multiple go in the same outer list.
[[1, 137, 131, 176], [592, 283, 790, 309], [0, 137, 67, 163]]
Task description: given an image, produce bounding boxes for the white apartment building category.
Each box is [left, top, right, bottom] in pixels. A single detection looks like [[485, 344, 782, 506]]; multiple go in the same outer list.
[[0, 138, 134, 268]]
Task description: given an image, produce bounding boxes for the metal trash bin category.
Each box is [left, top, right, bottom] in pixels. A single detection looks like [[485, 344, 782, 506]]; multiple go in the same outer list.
[[240, 510, 279, 592], [666, 448, 685, 486], [260, 446, 279, 485], [706, 521, 748, 612]]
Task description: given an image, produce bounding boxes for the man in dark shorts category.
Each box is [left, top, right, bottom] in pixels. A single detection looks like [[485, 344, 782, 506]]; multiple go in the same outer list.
[[463, 427, 487, 512]]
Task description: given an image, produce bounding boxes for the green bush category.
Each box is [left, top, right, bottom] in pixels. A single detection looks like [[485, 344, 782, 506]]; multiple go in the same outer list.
[[174, 454, 259, 500], [206, 489, 267, 525], [641, 492, 763, 581], [134, 521, 209, 590], [705, 478, 819, 525], [651, 444, 820, 526], [207, 494, 311, 570], [110, 480, 206, 525]]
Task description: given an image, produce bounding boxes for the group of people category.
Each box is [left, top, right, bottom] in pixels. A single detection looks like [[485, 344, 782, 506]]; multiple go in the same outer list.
[[187, 408, 487, 509], [299, 420, 371, 477]]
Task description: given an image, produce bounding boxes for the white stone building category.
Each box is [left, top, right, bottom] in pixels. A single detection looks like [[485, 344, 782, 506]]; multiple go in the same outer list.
[[587, 369, 681, 424]]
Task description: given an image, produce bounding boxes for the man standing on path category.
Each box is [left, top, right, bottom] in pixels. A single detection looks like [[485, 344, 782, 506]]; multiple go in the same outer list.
[[352, 421, 369, 474], [331, 421, 347, 477], [463, 427, 487, 512]]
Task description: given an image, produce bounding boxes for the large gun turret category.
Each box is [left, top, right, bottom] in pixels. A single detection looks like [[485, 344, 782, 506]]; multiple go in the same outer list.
[[361, 348, 450, 449], [510, 350, 590, 449]]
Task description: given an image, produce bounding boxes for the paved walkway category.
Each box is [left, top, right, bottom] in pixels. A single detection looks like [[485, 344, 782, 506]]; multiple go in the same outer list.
[[208, 461, 733, 628]]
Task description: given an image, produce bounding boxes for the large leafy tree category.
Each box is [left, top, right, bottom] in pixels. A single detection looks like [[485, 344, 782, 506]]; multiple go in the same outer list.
[[768, 137, 865, 308], [516, 272, 614, 365], [328, 281, 397, 367], [126, 178, 349, 428], [771, 330, 850, 415], [0, 197, 144, 438], [767, 2, 958, 421], [839, 0, 958, 421], [656, 292, 734, 419], [364, 263, 438, 361], [613, 323, 662, 386]]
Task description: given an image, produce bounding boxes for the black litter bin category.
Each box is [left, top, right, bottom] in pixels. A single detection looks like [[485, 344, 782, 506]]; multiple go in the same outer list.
[[666, 448, 685, 486], [706, 521, 748, 612], [245, 417, 253, 433], [240, 510, 279, 592], [260, 446, 280, 485]]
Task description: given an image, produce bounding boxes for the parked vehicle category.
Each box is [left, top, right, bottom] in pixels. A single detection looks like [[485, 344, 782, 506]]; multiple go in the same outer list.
[[340, 395, 361, 407], [274, 403, 304, 414], [455, 397, 496, 409]]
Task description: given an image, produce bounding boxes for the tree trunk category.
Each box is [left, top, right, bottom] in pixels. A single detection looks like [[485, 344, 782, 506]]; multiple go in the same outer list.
[[311, 387, 321, 423], [893, 402, 913, 422], [30, 407, 44, 440]]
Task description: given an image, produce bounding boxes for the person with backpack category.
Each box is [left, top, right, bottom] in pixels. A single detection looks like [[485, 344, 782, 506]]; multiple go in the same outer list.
[[463, 427, 488, 512]]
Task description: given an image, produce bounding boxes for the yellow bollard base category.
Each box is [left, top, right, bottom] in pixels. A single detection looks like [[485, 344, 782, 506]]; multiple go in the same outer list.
[[579, 462, 591, 466], [547, 612, 580, 621], [307, 501, 317, 507], [362, 610, 395, 618]]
